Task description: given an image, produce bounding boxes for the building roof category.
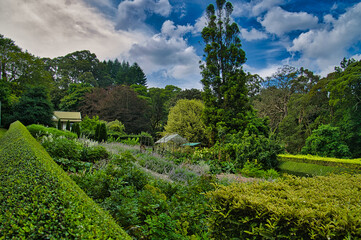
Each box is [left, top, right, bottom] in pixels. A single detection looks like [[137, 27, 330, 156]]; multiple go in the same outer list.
[[155, 134, 187, 144], [182, 142, 201, 147], [53, 111, 82, 122]]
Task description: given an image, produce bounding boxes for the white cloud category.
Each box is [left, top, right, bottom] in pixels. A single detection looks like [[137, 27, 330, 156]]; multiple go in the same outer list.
[[252, 0, 285, 16], [161, 20, 193, 39], [0, 0, 144, 59], [240, 28, 268, 41], [233, 0, 285, 17], [259, 7, 319, 36], [244, 64, 284, 79], [116, 0, 172, 31], [288, 2, 361, 75], [193, 15, 207, 34], [126, 21, 201, 89]]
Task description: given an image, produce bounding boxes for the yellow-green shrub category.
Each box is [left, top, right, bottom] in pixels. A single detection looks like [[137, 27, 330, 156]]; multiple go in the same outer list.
[[0, 121, 131, 239], [206, 174, 361, 239]]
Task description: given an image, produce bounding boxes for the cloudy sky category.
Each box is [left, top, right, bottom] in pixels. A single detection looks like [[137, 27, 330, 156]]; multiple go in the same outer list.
[[1, 0, 360, 89]]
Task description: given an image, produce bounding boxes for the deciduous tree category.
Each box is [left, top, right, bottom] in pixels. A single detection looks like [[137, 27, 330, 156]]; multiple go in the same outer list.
[[164, 99, 207, 143]]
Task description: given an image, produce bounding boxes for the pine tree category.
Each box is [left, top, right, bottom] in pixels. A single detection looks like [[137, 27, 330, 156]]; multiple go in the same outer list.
[[95, 123, 101, 141], [200, 0, 250, 144], [98, 123, 107, 142], [57, 119, 62, 130], [71, 122, 81, 137], [66, 120, 71, 131]]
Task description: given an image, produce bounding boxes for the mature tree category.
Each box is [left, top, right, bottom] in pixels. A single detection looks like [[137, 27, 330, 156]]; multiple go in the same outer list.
[[81, 85, 150, 133], [327, 59, 361, 157], [164, 99, 207, 143], [200, 0, 250, 143], [0, 34, 21, 81], [104, 60, 147, 86], [168, 88, 203, 107], [59, 83, 93, 111], [253, 66, 320, 132], [8, 86, 54, 126]]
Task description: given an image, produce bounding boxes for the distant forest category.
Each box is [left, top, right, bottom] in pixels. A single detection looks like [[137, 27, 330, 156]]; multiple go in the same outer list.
[[1, 33, 361, 158]]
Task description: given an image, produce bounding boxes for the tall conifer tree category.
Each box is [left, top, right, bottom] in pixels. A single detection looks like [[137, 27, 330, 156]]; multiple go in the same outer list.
[[200, 0, 250, 143]]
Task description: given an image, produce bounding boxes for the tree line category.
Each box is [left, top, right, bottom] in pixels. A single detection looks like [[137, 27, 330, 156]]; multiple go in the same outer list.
[[1, 0, 360, 159]]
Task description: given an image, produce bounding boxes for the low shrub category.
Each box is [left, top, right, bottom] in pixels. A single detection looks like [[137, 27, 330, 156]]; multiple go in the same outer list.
[[240, 160, 280, 179], [81, 145, 109, 163], [27, 124, 77, 139], [0, 121, 130, 239], [54, 158, 92, 173], [206, 174, 361, 239]]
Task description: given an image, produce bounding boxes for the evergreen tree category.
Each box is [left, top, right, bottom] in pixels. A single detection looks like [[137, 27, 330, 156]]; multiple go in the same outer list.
[[71, 122, 81, 137], [66, 120, 71, 131], [98, 123, 107, 142], [200, 0, 250, 144], [9, 86, 54, 127], [57, 119, 62, 130], [95, 123, 101, 141]]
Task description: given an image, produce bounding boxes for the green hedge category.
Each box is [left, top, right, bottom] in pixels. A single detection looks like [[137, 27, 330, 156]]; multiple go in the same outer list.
[[206, 174, 361, 239], [0, 121, 131, 239], [278, 154, 361, 175], [27, 124, 77, 139], [0, 128, 6, 139]]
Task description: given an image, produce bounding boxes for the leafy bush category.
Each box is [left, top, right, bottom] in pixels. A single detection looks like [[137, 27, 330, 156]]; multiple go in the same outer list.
[[240, 160, 280, 179], [80, 115, 102, 138], [0, 121, 130, 239], [206, 174, 361, 239], [82, 145, 109, 163], [41, 135, 83, 161], [301, 124, 351, 158], [121, 137, 139, 145], [224, 132, 284, 170], [54, 158, 92, 173], [107, 119, 125, 135], [27, 124, 77, 139]]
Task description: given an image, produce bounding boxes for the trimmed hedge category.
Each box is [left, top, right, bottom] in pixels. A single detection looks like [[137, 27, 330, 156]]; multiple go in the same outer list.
[[0, 128, 6, 139], [278, 154, 361, 175], [206, 174, 361, 239], [0, 121, 131, 239], [27, 124, 77, 139]]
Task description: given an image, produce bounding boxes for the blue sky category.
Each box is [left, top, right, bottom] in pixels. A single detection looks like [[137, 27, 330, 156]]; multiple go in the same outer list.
[[0, 0, 360, 89]]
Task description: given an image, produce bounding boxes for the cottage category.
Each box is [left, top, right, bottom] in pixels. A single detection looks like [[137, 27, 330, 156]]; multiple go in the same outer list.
[[53, 111, 81, 129]]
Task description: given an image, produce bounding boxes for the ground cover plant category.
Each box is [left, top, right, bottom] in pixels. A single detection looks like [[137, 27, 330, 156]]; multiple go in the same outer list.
[[0, 121, 130, 239], [206, 174, 361, 239]]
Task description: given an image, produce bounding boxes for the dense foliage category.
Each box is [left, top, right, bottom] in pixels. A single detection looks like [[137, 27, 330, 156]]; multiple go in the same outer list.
[[72, 150, 216, 239], [7, 86, 54, 127], [0, 121, 130, 239], [206, 174, 361, 239], [253, 60, 361, 158]]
